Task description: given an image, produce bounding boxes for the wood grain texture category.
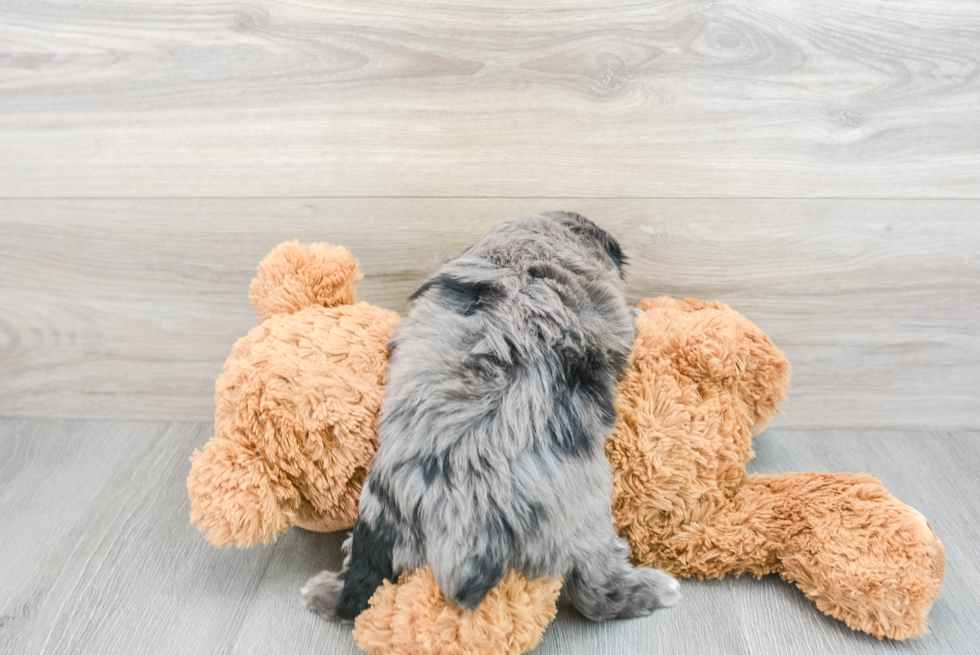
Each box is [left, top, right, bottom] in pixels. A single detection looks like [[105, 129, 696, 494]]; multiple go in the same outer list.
[[1, 421, 977, 654], [1, 0, 979, 197], [1, 199, 977, 429], [0, 420, 355, 655]]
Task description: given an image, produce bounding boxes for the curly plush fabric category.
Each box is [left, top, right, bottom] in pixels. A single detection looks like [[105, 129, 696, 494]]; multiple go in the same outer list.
[[608, 297, 945, 639], [250, 240, 362, 320], [189, 242, 946, 647], [353, 568, 562, 655], [188, 244, 399, 546]]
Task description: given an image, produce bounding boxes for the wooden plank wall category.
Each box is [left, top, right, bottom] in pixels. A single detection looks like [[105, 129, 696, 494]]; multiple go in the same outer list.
[[0, 1, 978, 428], [1, 200, 976, 428], [2, 0, 979, 198]]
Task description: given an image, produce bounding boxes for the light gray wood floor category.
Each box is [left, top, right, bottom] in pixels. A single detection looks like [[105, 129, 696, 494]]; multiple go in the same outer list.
[[1, 420, 977, 655]]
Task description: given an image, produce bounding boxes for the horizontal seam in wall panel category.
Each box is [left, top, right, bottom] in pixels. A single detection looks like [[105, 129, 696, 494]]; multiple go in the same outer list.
[[1, 196, 980, 201]]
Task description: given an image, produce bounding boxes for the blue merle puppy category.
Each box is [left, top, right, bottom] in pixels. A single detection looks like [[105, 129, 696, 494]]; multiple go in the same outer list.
[[302, 211, 681, 621]]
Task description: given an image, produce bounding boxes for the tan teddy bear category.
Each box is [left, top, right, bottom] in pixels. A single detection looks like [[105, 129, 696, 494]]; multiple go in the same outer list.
[[188, 241, 945, 653]]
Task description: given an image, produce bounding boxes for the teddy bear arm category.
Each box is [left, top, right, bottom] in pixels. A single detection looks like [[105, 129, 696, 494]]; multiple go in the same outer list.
[[188, 435, 301, 547]]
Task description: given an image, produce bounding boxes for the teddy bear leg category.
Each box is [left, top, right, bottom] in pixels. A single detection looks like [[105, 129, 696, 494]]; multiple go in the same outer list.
[[565, 533, 681, 621]]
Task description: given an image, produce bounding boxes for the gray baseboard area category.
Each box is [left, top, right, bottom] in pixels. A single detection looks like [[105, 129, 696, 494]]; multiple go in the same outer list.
[[1, 421, 976, 654]]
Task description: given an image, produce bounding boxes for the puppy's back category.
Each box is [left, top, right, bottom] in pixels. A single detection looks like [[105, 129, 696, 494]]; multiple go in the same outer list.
[[372, 215, 636, 607]]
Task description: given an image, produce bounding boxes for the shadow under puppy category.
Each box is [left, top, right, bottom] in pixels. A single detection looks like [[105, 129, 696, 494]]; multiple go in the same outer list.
[[303, 212, 681, 622]]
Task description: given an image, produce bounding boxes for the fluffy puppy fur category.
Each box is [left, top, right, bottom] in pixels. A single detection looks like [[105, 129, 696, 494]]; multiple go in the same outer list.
[[303, 212, 681, 622]]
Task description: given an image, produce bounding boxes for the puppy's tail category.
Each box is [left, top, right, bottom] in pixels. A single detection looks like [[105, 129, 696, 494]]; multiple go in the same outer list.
[[304, 513, 395, 621], [302, 569, 349, 622], [301, 533, 355, 621]]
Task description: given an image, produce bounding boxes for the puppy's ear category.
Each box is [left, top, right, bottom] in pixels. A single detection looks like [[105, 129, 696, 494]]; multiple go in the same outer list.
[[410, 259, 508, 316], [543, 211, 627, 275], [591, 229, 626, 273]]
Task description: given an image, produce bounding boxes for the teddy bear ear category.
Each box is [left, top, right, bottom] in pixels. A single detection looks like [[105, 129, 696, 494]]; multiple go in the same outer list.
[[249, 241, 363, 321]]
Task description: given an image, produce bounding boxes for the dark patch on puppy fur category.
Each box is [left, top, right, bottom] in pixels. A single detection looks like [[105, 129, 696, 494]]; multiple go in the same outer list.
[[451, 551, 507, 609], [545, 385, 593, 458], [333, 504, 396, 620], [410, 273, 505, 317], [421, 452, 454, 487]]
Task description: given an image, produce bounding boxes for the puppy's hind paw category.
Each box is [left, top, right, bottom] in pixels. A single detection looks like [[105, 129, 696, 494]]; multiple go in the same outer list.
[[621, 568, 682, 618], [301, 570, 349, 622], [647, 568, 682, 608]]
